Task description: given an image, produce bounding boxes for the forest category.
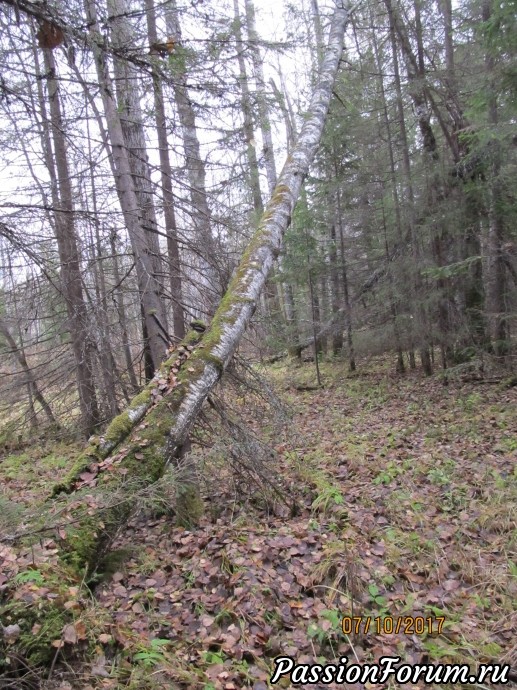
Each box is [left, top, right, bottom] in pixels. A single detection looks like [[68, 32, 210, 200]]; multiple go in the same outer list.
[[0, 0, 516, 687]]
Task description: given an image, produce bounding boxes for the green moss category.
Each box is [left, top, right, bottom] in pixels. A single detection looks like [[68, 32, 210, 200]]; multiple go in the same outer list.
[[41, 453, 68, 471], [176, 357, 205, 383], [2, 452, 30, 479], [2, 445, 73, 488], [2, 564, 79, 666], [58, 514, 102, 571], [175, 484, 204, 528], [117, 398, 181, 483], [56, 329, 206, 497], [52, 449, 98, 496], [197, 351, 224, 369], [180, 328, 205, 347], [103, 411, 133, 444], [195, 270, 257, 365], [129, 389, 152, 410], [94, 547, 134, 582], [180, 206, 283, 376], [49, 327, 209, 567], [18, 606, 67, 665], [61, 400, 183, 570], [123, 437, 166, 481], [53, 392, 153, 497], [271, 183, 290, 200]]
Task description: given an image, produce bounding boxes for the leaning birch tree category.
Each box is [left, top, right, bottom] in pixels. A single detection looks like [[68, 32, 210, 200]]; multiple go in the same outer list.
[[8, 0, 350, 581], [1, 3, 349, 667]]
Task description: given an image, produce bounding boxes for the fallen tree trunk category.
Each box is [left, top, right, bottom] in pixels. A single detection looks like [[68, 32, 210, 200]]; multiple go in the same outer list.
[[35, 0, 350, 574]]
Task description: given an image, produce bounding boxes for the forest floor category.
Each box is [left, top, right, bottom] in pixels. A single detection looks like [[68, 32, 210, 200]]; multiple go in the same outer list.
[[1, 356, 516, 689]]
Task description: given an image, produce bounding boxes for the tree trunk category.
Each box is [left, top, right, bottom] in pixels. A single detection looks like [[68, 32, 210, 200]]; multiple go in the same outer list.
[[166, 0, 222, 308], [371, 18, 405, 372], [47, 0, 350, 574], [284, 282, 301, 359], [107, 0, 169, 368], [87, 160, 121, 419], [335, 182, 356, 371], [110, 233, 140, 394], [235, 0, 286, 336], [319, 275, 329, 355], [84, 0, 170, 375], [0, 317, 58, 427], [482, 0, 509, 357], [269, 73, 300, 346], [145, 0, 186, 341], [234, 0, 264, 216], [244, 0, 278, 195], [381, 201, 405, 372], [42, 47, 100, 436], [310, 0, 325, 63], [385, 0, 432, 375], [329, 224, 344, 354], [310, 273, 323, 356]]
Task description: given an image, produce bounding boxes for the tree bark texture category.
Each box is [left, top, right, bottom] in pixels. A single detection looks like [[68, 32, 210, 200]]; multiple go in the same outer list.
[[107, 0, 170, 369], [166, 0, 223, 308], [0, 317, 58, 427], [145, 0, 186, 341], [84, 0, 170, 375], [234, 0, 264, 217], [482, 0, 509, 356], [244, 0, 278, 195], [43, 47, 100, 435]]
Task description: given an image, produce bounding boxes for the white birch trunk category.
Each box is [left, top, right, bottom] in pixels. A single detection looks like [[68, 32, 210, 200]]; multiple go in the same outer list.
[[244, 0, 278, 195], [51, 0, 349, 570], [233, 0, 264, 215]]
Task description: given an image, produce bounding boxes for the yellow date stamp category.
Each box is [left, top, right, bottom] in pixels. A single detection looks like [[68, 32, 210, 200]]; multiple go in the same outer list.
[[341, 616, 445, 636]]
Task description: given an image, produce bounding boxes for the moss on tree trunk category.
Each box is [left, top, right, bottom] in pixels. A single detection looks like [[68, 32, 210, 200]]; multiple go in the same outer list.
[[52, 327, 208, 572]]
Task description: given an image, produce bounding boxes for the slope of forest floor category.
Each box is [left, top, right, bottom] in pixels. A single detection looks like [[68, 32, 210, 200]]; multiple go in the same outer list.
[[1, 356, 516, 689]]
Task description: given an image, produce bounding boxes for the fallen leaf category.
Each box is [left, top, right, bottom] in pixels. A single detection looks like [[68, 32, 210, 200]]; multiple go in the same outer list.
[[75, 620, 88, 640], [3, 624, 21, 643], [91, 654, 110, 677], [62, 624, 77, 644]]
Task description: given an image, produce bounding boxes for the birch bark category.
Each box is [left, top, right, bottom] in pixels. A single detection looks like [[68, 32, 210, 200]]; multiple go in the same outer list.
[[244, 0, 278, 195], [234, 0, 264, 215]]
